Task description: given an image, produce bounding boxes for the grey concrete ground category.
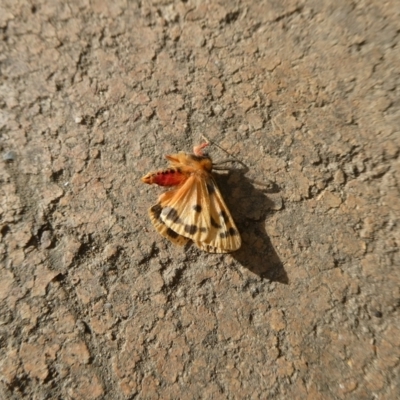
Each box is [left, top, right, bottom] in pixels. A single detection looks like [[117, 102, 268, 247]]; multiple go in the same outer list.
[[0, 0, 399, 399]]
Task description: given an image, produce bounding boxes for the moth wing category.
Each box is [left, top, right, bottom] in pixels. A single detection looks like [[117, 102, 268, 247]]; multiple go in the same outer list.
[[148, 203, 189, 246], [198, 175, 241, 253], [158, 175, 212, 245], [159, 174, 241, 253]]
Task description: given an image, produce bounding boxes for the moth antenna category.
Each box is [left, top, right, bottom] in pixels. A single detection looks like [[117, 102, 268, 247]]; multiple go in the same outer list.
[[201, 135, 273, 188], [212, 159, 247, 170], [200, 134, 246, 167], [200, 134, 210, 144]]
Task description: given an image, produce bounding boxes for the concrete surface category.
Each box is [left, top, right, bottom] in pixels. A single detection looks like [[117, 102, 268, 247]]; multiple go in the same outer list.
[[0, 0, 399, 399]]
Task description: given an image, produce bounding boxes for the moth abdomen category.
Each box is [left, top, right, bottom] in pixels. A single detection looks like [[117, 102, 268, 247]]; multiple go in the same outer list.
[[141, 168, 187, 186]]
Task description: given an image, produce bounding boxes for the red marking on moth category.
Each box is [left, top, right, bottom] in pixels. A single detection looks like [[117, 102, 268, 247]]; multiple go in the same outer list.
[[142, 169, 187, 187]]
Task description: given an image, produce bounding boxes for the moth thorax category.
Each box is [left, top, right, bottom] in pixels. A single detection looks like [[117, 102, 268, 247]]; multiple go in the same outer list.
[[198, 156, 213, 172]]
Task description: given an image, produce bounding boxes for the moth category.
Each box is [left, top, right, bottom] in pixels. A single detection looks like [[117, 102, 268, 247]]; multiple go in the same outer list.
[[141, 142, 241, 253]]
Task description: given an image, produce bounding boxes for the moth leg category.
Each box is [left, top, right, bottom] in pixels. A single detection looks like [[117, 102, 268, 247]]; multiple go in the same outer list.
[[193, 142, 209, 156]]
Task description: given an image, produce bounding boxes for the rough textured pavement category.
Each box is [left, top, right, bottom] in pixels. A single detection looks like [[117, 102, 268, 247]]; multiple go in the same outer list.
[[0, 0, 399, 399]]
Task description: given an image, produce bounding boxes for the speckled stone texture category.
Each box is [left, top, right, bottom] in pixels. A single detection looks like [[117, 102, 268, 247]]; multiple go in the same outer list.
[[0, 0, 399, 399]]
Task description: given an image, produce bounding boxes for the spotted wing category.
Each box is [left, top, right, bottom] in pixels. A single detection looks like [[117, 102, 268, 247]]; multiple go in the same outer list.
[[157, 174, 241, 253], [195, 175, 242, 253], [148, 203, 189, 246]]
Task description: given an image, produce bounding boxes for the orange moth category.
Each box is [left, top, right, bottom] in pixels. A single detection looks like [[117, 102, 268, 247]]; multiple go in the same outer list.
[[141, 143, 241, 253]]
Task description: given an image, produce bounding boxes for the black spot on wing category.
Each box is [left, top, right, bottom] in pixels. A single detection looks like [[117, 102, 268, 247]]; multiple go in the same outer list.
[[162, 207, 181, 223], [219, 228, 238, 239], [150, 204, 162, 219], [206, 181, 215, 195], [210, 217, 221, 228], [166, 228, 179, 239], [193, 204, 202, 213], [229, 227, 238, 236], [200, 227, 207, 233], [184, 224, 198, 235], [220, 210, 229, 223]]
